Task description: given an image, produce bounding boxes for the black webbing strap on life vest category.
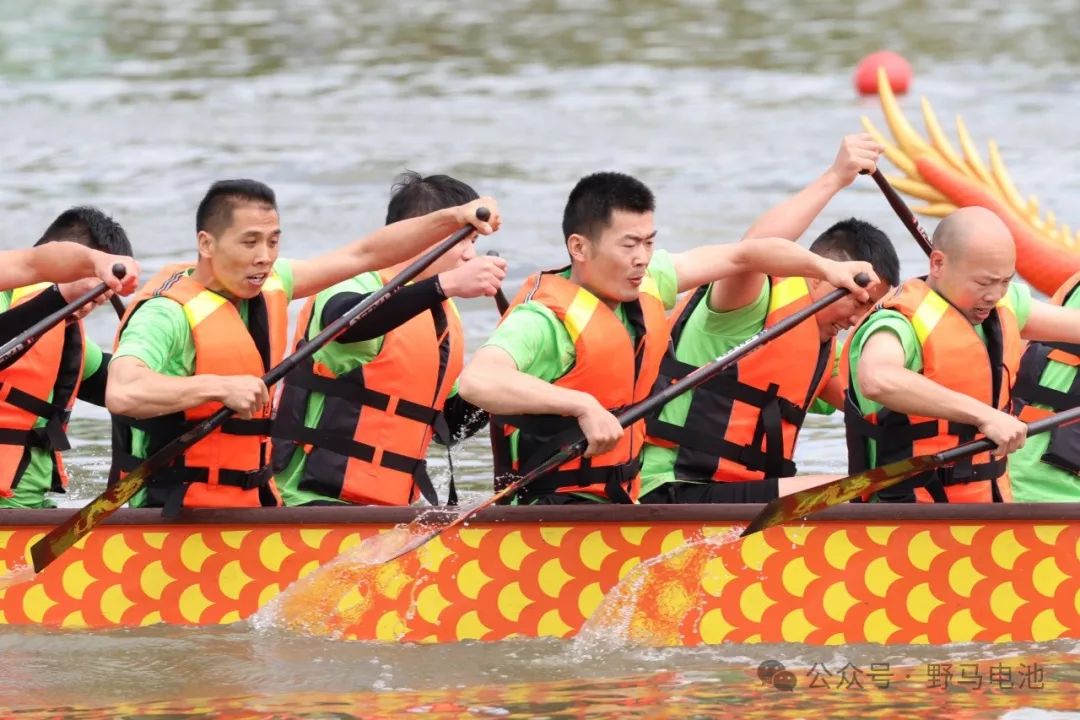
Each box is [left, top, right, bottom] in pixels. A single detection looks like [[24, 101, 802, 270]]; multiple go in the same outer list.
[[1014, 343, 1079, 413], [0, 384, 73, 452], [110, 413, 273, 493], [506, 420, 637, 504], [284, 362, 441, 426], [273, 419, 439, 506], [646, 353, 805, 479], [1013, 343, 1080, 474]]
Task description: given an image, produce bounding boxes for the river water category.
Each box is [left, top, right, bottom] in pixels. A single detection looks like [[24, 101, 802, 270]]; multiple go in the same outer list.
[[2, 0, 1080, 716]]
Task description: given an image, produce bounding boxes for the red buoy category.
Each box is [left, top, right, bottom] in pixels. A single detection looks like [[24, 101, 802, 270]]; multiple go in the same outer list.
[[854, 51, 913, 95]]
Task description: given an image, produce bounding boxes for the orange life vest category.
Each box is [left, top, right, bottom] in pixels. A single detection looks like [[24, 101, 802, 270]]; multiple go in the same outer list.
[[645, 277, 834, 481], [270, 270, 464, 506], [1012, 270, 1080, 472], [844, 277, 1023, 503], [0, 285, 85, 497], [110, 264, 288, 513], [490, 269, 669, 503]]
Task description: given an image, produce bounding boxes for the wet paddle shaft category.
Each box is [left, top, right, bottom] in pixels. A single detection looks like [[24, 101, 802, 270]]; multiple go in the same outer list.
[[0, 264, 126, 370], [742, 404, 1080, 536], [29, 213, 489, 573], [378, 272, 873, 563]]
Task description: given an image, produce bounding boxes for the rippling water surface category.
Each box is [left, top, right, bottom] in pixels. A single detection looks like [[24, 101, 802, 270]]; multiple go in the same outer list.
[[2, 1, 1080, 716]]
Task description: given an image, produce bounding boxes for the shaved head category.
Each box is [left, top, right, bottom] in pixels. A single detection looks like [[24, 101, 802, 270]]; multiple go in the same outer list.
[[932, 206, 1015, 261], [928, 207, 1017, 325]]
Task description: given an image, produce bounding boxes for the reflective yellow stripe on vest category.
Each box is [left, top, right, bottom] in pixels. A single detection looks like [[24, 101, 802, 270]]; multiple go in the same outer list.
[[910, 291, 949, 345], [768, 277, 809, 314], [12, 283, 52, 304], [182, 290, 228, 328], [564, 288, 600, 343]]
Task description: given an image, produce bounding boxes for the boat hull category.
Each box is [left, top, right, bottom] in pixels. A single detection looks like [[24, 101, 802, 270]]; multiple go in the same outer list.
[[1, 505, 1078, 645]]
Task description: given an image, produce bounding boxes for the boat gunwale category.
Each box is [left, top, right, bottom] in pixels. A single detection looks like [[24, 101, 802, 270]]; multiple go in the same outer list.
[[2, 503, 1078, 526]]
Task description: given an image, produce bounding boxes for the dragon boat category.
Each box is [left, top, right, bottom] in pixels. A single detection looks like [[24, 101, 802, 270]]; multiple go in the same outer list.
[[2, 503, 1079, 646], [864, 66, 1080, 295], [3, 83, 1080, 647]]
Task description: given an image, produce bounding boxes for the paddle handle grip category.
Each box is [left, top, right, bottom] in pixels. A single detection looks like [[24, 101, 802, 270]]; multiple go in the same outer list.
[[935, 404, 1080, 465], [0, 263, 126, 368], [485, 250, 511, 315], [863, 168, 934, 257]]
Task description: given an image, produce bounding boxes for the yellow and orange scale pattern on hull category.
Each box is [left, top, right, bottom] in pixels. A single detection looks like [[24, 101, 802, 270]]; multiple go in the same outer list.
[[1, 507, 1078, 645], [865, 67, 1080, 295]]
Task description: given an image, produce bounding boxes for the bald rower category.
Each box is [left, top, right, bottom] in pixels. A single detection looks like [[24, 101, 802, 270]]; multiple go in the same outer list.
[[844, 206, 1080, 503]]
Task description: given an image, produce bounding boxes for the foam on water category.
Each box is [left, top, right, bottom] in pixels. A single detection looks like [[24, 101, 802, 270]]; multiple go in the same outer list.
[[573, 525, 745, 652], [0, 562, 36, 591], [251, 504, 471, 638]]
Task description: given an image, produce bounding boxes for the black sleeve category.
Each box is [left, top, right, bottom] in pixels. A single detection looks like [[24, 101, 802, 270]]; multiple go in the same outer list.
[[76, 353, 110, 407], [321, 276, 446, 344], [0, 285, 68, 370], [0, 285, 66, 342], [433, 394, 490, 446]]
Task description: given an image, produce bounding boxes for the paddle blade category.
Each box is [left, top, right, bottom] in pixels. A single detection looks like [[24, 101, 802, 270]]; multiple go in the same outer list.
[[740, 454, 941, 537], [29, 465, 147, 572]]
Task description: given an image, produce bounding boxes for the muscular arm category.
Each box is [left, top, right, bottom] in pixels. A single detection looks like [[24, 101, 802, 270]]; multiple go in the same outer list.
[[106, 355, 231, 419], [712, 175, 852, 312], [856, 330, 990, 426], [709, 134, 881, 311], [458, 346, 590, 417], [670, 237, 873, 299], [290, 200, 497, 300], [1, 243, 137, 293], [1022, 300, 1080, 345]]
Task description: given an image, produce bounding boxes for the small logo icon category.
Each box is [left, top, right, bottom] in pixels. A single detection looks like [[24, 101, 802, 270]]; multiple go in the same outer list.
[[758, 660, 797, 691]]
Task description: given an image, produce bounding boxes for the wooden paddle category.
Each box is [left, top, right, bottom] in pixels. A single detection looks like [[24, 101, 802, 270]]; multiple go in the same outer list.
[[865, 168, 933, 256], [0, 264, 126, 370], [371, 272, 872, 564], [28, 213, 489, 574], [485, 250, 511, 314], [741, 404, 1080, 537]]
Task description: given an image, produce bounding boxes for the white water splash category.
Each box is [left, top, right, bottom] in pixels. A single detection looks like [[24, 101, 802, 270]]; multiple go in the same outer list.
[[0, 563, 36, 591], [572, 526, 744, 654], [249, 505, 469, 635]]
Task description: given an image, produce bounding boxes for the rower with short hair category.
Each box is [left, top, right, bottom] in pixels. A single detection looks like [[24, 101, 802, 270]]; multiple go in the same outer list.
[[107, 178, 500, 512], [459, 171, 876, 505], [846, 205, 1080, 503], [271, 172, 507, 507], [640, 136, 900, 504], [0, 207, 137, 508]]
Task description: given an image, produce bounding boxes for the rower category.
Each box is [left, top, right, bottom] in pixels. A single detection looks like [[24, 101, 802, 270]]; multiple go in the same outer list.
[[1009, 269, 1080, 501], [846, 206, 1080, 502], [271, 172, 506, 507], [0, 207, 137, 508], [639, 134, 900, 503], [458, 171, 876, 505], [106, 179, 499, 513]]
